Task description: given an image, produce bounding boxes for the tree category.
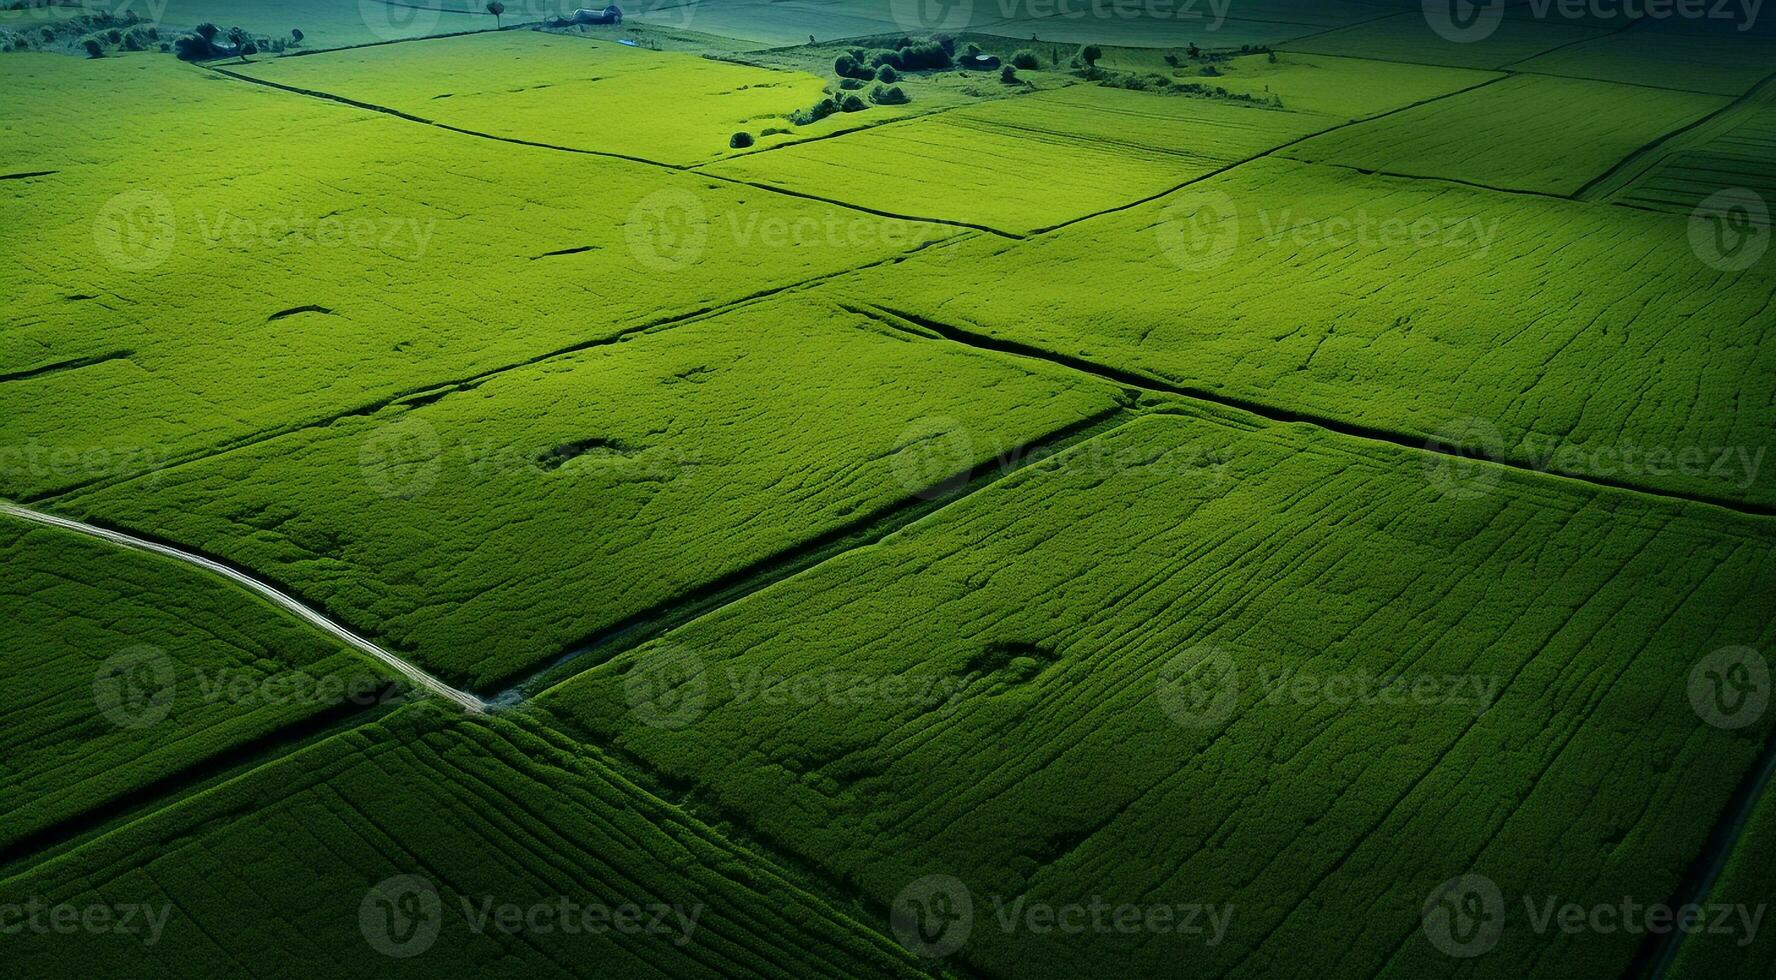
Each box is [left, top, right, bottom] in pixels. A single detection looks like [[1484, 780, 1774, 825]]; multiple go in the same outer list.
[[1080, 44, 1101, 68], [1011, 49, 1038, 70], [195, 22, 218, 42], [238, 38, 257, 62], [1000, 65, 1018, 84], [729, 131, 754, 148], [486, 1, 504, 27], [82, 37, 103, 57]]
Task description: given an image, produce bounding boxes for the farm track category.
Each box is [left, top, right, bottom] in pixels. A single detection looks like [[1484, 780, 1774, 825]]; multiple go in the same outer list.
[[0, 504, 486, 712], [858, 303, 1776, 520]]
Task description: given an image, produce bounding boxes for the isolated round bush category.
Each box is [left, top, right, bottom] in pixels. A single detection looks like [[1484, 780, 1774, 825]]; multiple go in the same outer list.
[[840, 93, 867, 112], [1000, 65, 1018, 84], [1011, 49, 1038, 69], [729, 131, 754, 148], [869, 83, 909, 106], [876, 64, 897, 82]]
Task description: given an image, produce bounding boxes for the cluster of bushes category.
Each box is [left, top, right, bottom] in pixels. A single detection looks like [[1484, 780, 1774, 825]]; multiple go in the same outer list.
[[1082, 66, 1281, 106], [788, 92, 869, 125], [171, 24, 300, 62], [0, 10, 165, 56], [833, 35, 953, 78]]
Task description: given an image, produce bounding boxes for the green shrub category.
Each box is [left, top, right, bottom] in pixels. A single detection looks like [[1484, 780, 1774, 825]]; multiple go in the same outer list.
[[1080, 44, 1101, 67], [876, 64, 897, 82], [1000, 65, 1018, 84], [729, 131, 754, 148], [1011, 49, 1039, 70], [838, 76, 865, 90], [868, 83, 909, 106], [82, 38, 102, 57], [789, 96, 838, 126], [834, 53, 873, 80], [840, 93, 867, 112]]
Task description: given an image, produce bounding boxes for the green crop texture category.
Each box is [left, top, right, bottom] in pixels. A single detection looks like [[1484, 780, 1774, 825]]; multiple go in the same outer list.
[[1283, 74, 1728, 196], [0, 513, 388, 858], [0, 704, 924, 976], [1285, 12, 1614, 70], [60, 298, 1126, 689], [544, 408, 1776, 978]]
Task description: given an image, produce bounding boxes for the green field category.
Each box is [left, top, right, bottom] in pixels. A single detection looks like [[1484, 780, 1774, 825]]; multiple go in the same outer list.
[[1282, 74, 1727, 195], [5, 6, 1775, 978], [707, 85, 1337, 232]]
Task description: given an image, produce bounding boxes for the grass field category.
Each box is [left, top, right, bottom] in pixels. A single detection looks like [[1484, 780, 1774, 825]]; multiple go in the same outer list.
[[840, 157, 1776, 508], [6, 8, 1776, 978], [0, 512, 390, 859], [544, 406, 1776, 978], [57, 298, 1126, 690], [707, 85, 1336, 232], [0, 704, 924, 976], [1282, 74, 1727, 195], [1283, 11, 1612, 70]]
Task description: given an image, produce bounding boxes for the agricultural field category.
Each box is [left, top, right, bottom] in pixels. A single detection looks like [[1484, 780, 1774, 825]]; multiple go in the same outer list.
[[1282, 74, 1727, 195], [838, 157, 1776, 509], [0, 704, 923, 976], [544, 406, 1776, 978], [0, 510, 392, 860], [708, 85, 1337, 232], [5, 4, 1776, 978], [57, 298, 1127, 690], [1283, 10, 1613, 70]]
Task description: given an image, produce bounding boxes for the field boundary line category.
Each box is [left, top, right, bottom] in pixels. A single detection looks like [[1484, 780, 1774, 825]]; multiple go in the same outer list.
[[862, 304, 1776, 520], [1029, 73, 1513, 234], [0, 503, 487, 713], [1574, 66, 1776, 201]]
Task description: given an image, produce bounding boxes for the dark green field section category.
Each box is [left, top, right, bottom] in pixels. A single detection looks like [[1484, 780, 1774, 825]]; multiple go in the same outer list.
[[841, 157, 1776, 509], [0, 705, 923, 978], [0, 514, 391, 861], [60, 298, 1126, 690], [1671, 782, 1776, 979], [543, 408, 1776, 979]]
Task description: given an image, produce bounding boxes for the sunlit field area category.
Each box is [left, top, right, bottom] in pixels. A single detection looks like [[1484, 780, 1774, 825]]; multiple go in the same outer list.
[[2, 0, 1774, 977]]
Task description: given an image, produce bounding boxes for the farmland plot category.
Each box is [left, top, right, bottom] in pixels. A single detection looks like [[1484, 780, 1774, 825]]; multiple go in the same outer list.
[[544, 408, 1776, 979], [0, 513, 390, 859], [1148, 51, 1500, 121], [233, 31, 850, 164], [707, 86, 1336, 233], [837, 157, 1776, 508], [1282, 74, 1727, 195], [1515, 26, 1776, 96], [1613, 103, 1776, 214], [0, 54, 948, 501], [59, 298, 1127, 690], [1670, 778, 1776, 979], [0, 705, 923, 977], [1284, 11, 1612, 70]]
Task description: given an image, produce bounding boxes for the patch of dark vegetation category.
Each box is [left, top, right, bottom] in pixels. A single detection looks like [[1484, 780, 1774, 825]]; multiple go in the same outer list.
[[964, 640, 1061, 686], [0, 349, 133, 384], [530, 245, 601, 259], [0, 171, 56, 180], [266, 304, 334, 321], [172, 22, 298, 62], [63, 294, 95, 301], [728, 130, 753, 148], [536, 437, 640, 472], [868, 83, 908, 106]]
